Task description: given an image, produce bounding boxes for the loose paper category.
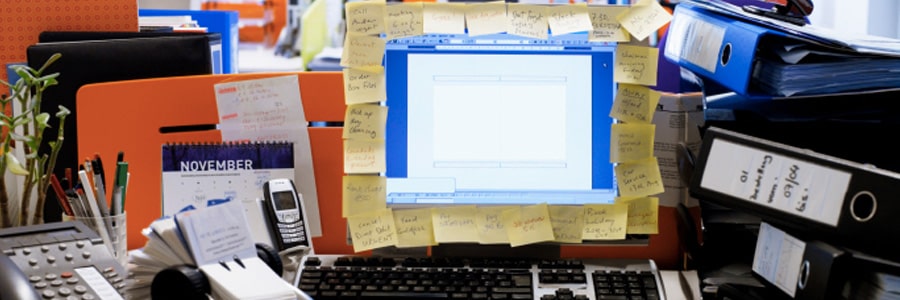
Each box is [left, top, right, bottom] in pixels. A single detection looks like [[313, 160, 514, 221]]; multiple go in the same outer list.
[[385, 3, 424, 40], [582, 203, 628, 240], [347, 208, 397, 252], [345, 1, 386, 36], [626, 197, 659, 234], [546, 4, 593, 36], [507, 4, 548, 39], [615, 157, 665, 197], [423, 3, 467, 34], [343, 139, 386, 174], [340, 34, 386, 68], [342, 175, 386, 218], [502, 203, 555, 247], [431, 206, 479, 243], [343, 67, 386, 105], [610, 84, 661, 124], [548, 205, 585, 243], [616, 0, 672, 41], [465, 1, 508, 36], [610, 123, 656, 163], [475, 206, 516, 244], [393, 208, 437, 248], [343, 104, 388, 141], [588, 6, 630, 42], [614, 44, 659, 86]]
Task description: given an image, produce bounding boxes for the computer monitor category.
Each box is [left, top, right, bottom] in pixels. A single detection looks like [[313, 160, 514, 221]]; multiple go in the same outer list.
[[384, 33, 618, 208]]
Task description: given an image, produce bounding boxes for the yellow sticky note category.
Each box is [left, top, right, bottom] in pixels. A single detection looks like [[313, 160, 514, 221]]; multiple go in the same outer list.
[[475, 206, 516, 244], [340, 35, 386, 68], [615, 157, 665, 197], [502, 203, 555, 247], [610, 84, 661, 123], [507, 4, 548, 39], [546, 4, 593, 36], [616, 0, 673, 41], [344, 139, 386, 174], [610, 123, 655, 163], [614, 44, 659, 86], [393, 208, 437, 248], [582, 203, 628, 240], [385, 3, 424, 40], [465, 1, 508, 36], [548, 205, 584, 243], [345, 1, 386, 36], [423, 3, 466, 34], [432, 206, 479, 243], [343, 67, 386, 105], [342, 175, 386, 218], [347, 208, 397, 252], [587, 6, 630, 42], [343, 104, 388, 140], [626, 197, 659, 234]]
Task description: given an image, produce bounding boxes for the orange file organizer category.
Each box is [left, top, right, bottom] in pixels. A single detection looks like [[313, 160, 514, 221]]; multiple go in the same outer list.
[[76, 72, 350, 253], [77, 72, 684, 268]]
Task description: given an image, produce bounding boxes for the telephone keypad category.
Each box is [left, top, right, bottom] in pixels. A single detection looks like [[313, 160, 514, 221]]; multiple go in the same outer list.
[[0, 222, 129, 300]]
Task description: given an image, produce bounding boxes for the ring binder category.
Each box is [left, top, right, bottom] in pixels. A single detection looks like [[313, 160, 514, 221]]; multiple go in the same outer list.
[[690, 126, 900, 262]]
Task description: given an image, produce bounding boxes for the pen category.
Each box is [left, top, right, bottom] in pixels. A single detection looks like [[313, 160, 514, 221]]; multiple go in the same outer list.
[[113, 161, 129, 215], [78, 170, 115, 254], [65, 167, 73, 190], [92, 155, 108, 209], [50, 174, 73, 216]]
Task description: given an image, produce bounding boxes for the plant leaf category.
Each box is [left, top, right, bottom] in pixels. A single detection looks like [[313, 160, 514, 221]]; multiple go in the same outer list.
[[4, 152, 29, 176], [36, 112, 50, 128], [56, 105, 71, 118]]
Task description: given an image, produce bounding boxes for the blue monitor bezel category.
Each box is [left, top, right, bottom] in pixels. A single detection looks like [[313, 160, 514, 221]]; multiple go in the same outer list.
[[384, 34, 618, 205]]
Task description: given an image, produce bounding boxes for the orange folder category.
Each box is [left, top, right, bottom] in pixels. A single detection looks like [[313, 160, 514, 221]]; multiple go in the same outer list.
[[77, 71, 684, 268], [76, 72, 351, 253]]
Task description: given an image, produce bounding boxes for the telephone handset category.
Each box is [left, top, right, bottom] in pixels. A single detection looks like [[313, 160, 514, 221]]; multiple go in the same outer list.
[[262, 178, 312, 251], [0, 221, 128, 300]]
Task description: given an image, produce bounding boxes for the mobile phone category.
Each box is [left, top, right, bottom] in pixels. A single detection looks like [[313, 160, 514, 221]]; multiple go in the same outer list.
[[262, 178, 310, 251]]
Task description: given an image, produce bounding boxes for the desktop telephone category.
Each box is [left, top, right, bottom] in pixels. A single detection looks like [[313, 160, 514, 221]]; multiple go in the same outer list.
[[0, 221, 128, 300]]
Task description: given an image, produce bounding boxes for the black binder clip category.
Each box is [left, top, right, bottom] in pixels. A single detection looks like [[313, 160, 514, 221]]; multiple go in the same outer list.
[[742, 0, 814, 26]]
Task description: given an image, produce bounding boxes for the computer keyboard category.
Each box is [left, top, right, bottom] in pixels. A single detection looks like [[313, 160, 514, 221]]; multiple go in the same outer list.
[[295, 255, 666, 300]]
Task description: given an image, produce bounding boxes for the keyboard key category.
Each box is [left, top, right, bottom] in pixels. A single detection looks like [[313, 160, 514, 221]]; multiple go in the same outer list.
[[361, 291, 449, 298], [300, 255, 662, 300]]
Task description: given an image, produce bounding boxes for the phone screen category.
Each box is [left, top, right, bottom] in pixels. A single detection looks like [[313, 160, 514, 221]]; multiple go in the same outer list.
[[273, 191, 298, 210]]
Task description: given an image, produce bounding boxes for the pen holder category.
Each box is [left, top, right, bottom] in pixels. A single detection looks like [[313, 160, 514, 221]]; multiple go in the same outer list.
[[69, 212, 128, 266]]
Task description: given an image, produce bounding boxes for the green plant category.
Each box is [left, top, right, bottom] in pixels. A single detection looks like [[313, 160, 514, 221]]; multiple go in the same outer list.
[[0, 53, 70, 227]]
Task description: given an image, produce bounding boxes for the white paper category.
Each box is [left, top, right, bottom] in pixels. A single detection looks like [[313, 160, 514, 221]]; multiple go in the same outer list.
[[214, 75, 323, 237], [176, 200, 257, 266], [700, 138, 850, 227], [752, 222, 806, 297]]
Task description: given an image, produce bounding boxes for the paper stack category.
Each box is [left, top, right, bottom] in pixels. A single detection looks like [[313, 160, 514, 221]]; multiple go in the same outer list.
[[754, 42, 900, 97], [125, 200, 297, 299], [124, 217, 196, 299]]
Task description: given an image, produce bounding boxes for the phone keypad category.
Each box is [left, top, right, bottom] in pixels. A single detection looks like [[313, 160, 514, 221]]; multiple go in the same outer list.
[[9, 240, 127, 300], [278, 221, 307, 244]]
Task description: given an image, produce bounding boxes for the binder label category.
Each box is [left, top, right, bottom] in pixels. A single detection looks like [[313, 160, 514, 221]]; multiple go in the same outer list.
[[700, 139, 850, 227], [663, 13, 724, 73], [752, 222, 806, 297]]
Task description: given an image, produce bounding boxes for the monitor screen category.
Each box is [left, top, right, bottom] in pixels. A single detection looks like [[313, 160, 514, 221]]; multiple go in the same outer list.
[[385, 33, 618, 207]]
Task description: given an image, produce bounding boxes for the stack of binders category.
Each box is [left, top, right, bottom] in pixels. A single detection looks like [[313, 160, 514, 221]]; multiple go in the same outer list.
[[689, 126, 900, 299], [664, 1, 900, 299]]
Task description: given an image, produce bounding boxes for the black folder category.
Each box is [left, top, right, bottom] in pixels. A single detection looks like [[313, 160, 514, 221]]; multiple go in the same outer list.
[[26, 33, 218, 222], [690, 126, 900, 262], [753, 221, 900, 300]]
